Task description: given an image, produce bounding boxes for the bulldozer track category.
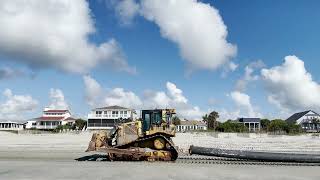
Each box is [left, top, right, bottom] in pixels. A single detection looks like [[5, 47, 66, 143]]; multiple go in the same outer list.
[[176, 156, 320, 166], [77, 154, 320, 166]]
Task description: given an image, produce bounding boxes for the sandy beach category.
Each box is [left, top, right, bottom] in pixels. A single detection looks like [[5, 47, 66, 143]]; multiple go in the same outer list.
[[0, 131, 320, 180]]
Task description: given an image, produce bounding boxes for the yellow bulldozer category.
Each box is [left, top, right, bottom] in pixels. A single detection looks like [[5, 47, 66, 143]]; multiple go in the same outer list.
[[86, 109, 178, 161]]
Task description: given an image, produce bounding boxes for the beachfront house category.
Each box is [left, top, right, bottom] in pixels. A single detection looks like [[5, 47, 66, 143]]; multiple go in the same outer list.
[[176, 120, 207, 132], [0, 121, 24, 131], [87, 105, 134, 130], [24, 120, 37, 129], [238, 118, 261, 132], [286, 110, 320, 132], [33, 108, 76, 130]]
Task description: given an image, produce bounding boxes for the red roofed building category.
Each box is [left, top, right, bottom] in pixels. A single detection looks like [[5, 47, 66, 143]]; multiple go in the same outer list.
[[34, 108, 76, 130]]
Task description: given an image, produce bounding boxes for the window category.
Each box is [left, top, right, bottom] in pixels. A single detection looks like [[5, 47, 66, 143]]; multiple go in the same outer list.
[[103, 111, 108, 117], [112, 111, 119, 118], [96, 111, 102, 117]]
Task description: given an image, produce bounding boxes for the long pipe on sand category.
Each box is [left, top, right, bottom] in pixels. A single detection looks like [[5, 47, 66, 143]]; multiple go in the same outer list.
[[189, 145, 320, 163]]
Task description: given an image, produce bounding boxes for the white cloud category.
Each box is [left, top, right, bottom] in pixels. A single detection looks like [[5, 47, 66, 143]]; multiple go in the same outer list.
[[83, 75, 142, 109], [143, 82, 205, 119], [140, 0, 237, 72], [83, 75, 205, 119], [48, 89, 69, 110], [0, 0, 135, 74], [261, 55, 320, 113], [0, 89, 38, 120], [230, 91, 262, 118], [228, 62, 239, 72], [218, 108, 241, 121], [235, 60, 265, 91], [142, 90, 170, 108], [83, 75, 103, 107], [104, 88, 142, 108], [110, 0, 140, 25]]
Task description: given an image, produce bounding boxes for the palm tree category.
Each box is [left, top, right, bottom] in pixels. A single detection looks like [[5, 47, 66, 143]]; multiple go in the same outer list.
[[203, 111, 219, 130]]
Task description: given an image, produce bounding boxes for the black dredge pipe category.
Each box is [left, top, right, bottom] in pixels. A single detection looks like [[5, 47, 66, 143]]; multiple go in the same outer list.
[[189, 145, 320, 163]]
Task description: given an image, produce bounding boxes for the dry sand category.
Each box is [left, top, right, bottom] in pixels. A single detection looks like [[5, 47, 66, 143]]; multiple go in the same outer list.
[[0, 131, 319, 180]]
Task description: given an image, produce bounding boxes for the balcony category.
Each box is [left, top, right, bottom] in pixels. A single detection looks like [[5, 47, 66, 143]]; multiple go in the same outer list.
[[88, 114, 129, 119], [36, 125, 58, 129]]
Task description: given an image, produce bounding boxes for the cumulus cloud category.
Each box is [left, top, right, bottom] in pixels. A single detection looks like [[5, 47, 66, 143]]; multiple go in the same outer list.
[[108, 0, 140, 25], [261, 55, 320, 113], [0, 89, 38, 120], [229, 91, 262, 118], [235, 60, 265, 91], [83, 75, 142, 108], [139, 0, 237, 72], [0, 0, 135, 74], [83, 75, 205, 119], [143, 82, 205, 119], [218, 109, 241, 121], [104, 88, 143, 108], [221, 61, 238, 77], [83, 75, 103, 107], [48, 89, 69, 110]]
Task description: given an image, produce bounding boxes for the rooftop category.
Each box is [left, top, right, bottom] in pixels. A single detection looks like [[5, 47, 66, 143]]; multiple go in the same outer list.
[[286, 110, 320, 123], [238, 118, 261, 123], [43, 109, 69, 113], [93, 105, 131, 110]]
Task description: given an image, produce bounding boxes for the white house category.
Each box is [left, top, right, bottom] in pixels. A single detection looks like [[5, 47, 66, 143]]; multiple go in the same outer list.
[[0, 121, 24, 131], [176, 120, 207, 132], [24, 120, 37, 129], [286, 110, 320, 132], [34, 108, 76, 130], [87, 105, 134, 130], [238, 118, 261, 132]]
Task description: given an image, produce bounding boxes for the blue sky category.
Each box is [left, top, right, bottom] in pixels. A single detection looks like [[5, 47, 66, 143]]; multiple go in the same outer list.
[[1, 0, 320, 121]]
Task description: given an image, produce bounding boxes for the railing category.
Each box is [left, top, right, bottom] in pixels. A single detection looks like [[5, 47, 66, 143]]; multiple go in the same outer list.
[[36, 125, 58, 129], [87, 114, 129, 119], [87, 123, 115, 127]]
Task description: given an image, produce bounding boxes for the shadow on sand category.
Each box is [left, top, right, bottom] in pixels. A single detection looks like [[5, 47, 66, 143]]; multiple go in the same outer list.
[[75, 154, 109, 161]]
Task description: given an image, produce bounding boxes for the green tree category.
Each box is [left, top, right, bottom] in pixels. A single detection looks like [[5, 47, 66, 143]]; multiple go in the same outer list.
[[268, 119, 287, 134], [53, 124, 72, 133], [260, 119, 271, 131], [203, 111, 219, 130], [287, 123, 302, 134], [217, 120, 248, 133], [74, 119, 87, 130], [172, 116, 181, 125]]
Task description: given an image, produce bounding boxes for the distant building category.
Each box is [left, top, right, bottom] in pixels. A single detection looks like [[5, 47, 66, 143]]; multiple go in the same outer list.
[[87, 105, 134, 130], [33, 108, 76, 130], [286, 110, 320, 132], [24, 120, 37, 129], [176, 120, 207, 132], [0, 121, 24, 131], [238, 118, 261, 132]]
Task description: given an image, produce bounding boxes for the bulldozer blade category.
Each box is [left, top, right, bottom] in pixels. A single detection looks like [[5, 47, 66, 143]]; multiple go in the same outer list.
[[86, 132, 108, 152], [86, 140, 97, 152]]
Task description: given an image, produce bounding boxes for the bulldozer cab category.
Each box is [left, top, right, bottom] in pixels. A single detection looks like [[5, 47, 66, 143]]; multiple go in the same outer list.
[[141, 109, 176, 132]]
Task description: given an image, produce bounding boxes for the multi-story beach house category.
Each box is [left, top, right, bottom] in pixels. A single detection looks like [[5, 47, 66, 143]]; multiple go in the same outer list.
[[33, 108, 76, 130], [87, 105, 134, 130], [286, 110, 320, 132]]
